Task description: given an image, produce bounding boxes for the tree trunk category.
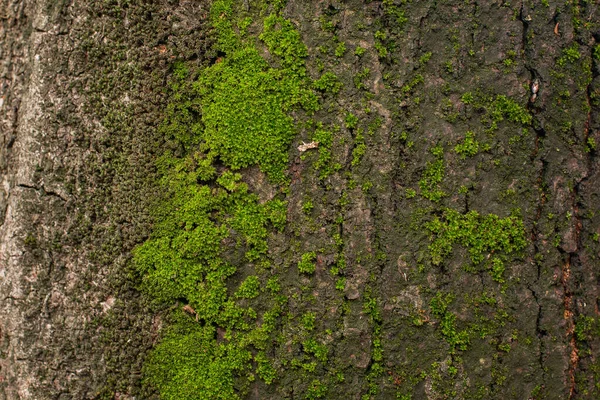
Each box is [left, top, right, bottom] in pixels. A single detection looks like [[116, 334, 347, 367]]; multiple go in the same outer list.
[[1, 0, 599, 399]]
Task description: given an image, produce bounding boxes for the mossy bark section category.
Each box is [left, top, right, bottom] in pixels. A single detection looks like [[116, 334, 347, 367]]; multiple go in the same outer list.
[[1, 0, 600, 399], [1, 0, 214, 398]]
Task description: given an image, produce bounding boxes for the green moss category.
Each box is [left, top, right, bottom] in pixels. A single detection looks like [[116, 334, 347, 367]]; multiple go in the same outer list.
[[266, 276, 281, 293], [197, 45, 315, 182], [142, 313, 252, 400], [255, 351, 277, 384], [430, 293, 470, 352], [299, 251, 317, 274], [594, 44, 600, 61], [345, 112, 359, 129], [229, 198, 273, 261], [260, 14, 309, 73], [425, 208, 527, 274], [490, 95, 532, 126], [419, 51, 432, 65], [586, 137, 597, 152], [303, 338, 329, 362], [302, 311, 317, 331], [454, 131, 480, 159], [363, 293, 382, 323], [557, 43, 581, 67], [138, 1, 320, 396], [461, 92, 474, 104], [306, 379, 328, 399], [335, 41, 347, 57], [375, 42, 388, 58], [575, 315, 597, 342], [354, 67, 370, 89], [352, 129, 366, 167], [302, 199, 314, 214], [382, 0, 407, 26], [490, 257, 506, 283], [401, 74, 424, 95], [312, 126, 335, 178], [314, 72, 342, 94], [419, 145, 446, 202], [236, 276, 261, 299], [462, 91, 531, 132], [24, 233, 37, 247]]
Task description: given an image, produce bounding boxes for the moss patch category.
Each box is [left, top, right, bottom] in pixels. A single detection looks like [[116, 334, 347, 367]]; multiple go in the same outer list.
[[425, 208, 527, 275], [136, 0, 317, 396]]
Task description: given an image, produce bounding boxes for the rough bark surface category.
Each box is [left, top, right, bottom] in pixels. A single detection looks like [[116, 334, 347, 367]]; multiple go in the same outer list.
[[1, 0, 599, 399]]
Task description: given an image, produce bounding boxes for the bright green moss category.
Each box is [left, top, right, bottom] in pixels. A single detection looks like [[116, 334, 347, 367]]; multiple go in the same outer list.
[[557, 43, 581, 67], [335, 41, 347, 57], [314, 72, 342, 94], [216, 170, 242, 192], [266, 276, 281, 293], [302, 311, 316, 331], [261, 14, 309, 74], [490, 257, 506, 283], [490, 95, 532, 126], [142, 313, 252, 400], [430, 292, 470, 352], [454, 131, 480, 159], [354, 46, 366, 57], [303, 338, 329, 362], [236, 275, 261, 299], [193, 4, 317, 183], [138, 0, 318, 396], [461, 92, 474, 104], [425, 208, 527, 276], [229, 199, 271, 261], [345, 112, 359, 129], [265, 198, 287, 231], [255, 351, 277, 384], [209, 0, 239, 54], [196, 46, 311, 182], [302, 199, 314, 214], [298, 251, 317, 274], [363, 293, 382, 323]]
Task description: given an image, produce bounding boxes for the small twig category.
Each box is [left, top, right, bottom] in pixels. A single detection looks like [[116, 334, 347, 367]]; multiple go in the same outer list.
[[297, 141, 319, 152]]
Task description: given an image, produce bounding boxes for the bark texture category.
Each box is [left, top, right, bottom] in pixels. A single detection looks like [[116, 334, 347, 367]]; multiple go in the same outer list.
[[1, 0, 599, 399]]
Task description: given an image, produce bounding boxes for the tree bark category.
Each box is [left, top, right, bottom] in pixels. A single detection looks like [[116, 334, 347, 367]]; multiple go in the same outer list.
[[1, 0, 599, 399]]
